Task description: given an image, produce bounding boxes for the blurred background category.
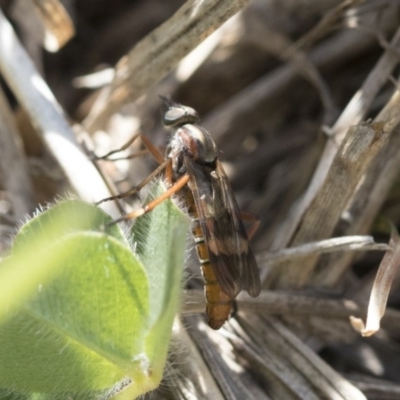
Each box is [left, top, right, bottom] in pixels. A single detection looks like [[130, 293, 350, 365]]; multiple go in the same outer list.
[[1, 0, 400, 399]]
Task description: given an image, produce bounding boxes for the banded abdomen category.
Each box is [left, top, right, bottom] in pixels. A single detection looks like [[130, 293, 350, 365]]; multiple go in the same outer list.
[[186, 191, 232, 330]]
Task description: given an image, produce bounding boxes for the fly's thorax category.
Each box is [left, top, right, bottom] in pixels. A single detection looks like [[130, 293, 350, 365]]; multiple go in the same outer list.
[[167, 134, 185, 178], [167, 124, 218, 174]]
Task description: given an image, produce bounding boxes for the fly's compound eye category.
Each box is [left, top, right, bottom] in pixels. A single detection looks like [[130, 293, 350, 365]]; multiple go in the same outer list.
[[163, 106, 199, 127], [163, 108, 186, 126]]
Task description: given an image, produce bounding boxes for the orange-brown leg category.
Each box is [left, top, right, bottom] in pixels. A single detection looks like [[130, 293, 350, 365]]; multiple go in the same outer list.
[[230, 211, 261, 320], [165, 160, 173, 185], [111, 174, 190, 224], [240, 211, 260, 240], [139, 134, 165, 165]]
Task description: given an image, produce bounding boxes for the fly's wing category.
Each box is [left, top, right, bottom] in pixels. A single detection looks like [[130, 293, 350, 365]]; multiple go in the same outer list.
[[184, 157, 261, 298], [213, 160, 261, 298]]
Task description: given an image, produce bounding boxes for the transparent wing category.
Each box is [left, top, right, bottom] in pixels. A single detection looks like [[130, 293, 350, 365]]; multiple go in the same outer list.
[[184, 157, 261, 298]]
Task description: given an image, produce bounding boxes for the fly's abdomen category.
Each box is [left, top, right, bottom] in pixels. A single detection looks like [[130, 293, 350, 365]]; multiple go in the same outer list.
[[192, 220, 232, 330]]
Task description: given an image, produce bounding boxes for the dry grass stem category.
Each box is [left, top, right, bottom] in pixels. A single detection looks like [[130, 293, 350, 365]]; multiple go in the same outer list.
[[170, 321, 225, 400], [0, 9, 117, 211], [83, 0, 251, 133], [267, 121, 390, 288], [203, 27, 376, 154], [234, 315, 367, 400], [0, 87, 35, 218], [32, 0, 75, 51], [279, 24, 400, 252], [259, 235, 388, 265]]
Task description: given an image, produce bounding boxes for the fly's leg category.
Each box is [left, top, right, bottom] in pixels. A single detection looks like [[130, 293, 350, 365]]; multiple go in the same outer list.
[[96, 159, 170, 206], [231, 211, 262, 315], [94, 132, 164, 164], [94, 133, 148, 161], [240, 211, 260, 240], [95, 133, 167, 206], [111, 174, 190, 224], [93, 130, 184, 226]]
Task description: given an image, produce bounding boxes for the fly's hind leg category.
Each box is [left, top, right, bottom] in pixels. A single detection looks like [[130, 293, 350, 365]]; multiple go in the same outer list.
[[240, 211, 260, 240], [228, 212, 260, 320]]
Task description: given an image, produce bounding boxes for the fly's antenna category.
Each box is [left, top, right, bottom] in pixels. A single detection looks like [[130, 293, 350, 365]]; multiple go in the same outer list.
[[159, 95, 179, 108], [159, 95, 175, 121]]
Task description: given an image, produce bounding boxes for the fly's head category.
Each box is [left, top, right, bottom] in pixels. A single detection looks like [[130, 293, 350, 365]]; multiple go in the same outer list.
[[163, 99, 217, 175], [162, 103, 199, 129]]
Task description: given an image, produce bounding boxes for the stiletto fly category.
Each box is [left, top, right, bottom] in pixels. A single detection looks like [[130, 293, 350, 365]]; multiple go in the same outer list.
[[99, 99, 261, 329]]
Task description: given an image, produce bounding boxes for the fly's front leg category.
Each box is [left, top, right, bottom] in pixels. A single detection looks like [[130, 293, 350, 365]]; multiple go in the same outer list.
[[96, 159, 170, 206], [94, 133, 146, 161], [95, 133, 167, 206]]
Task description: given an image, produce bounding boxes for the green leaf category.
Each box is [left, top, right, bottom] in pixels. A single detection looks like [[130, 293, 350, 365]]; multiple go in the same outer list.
[[0, 192, 189, 399], [0, 200, 127, 322], [0, 232, 149, 398], [132, 182, 190, 379], [14, 199, 128, 250]]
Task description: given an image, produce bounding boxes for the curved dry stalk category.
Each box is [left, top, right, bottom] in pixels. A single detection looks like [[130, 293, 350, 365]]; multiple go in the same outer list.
[[0, 87, 35, 218], [351, 226, 400, 337], [258, 235, 389, 266], [32, 0, 75, 51]]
